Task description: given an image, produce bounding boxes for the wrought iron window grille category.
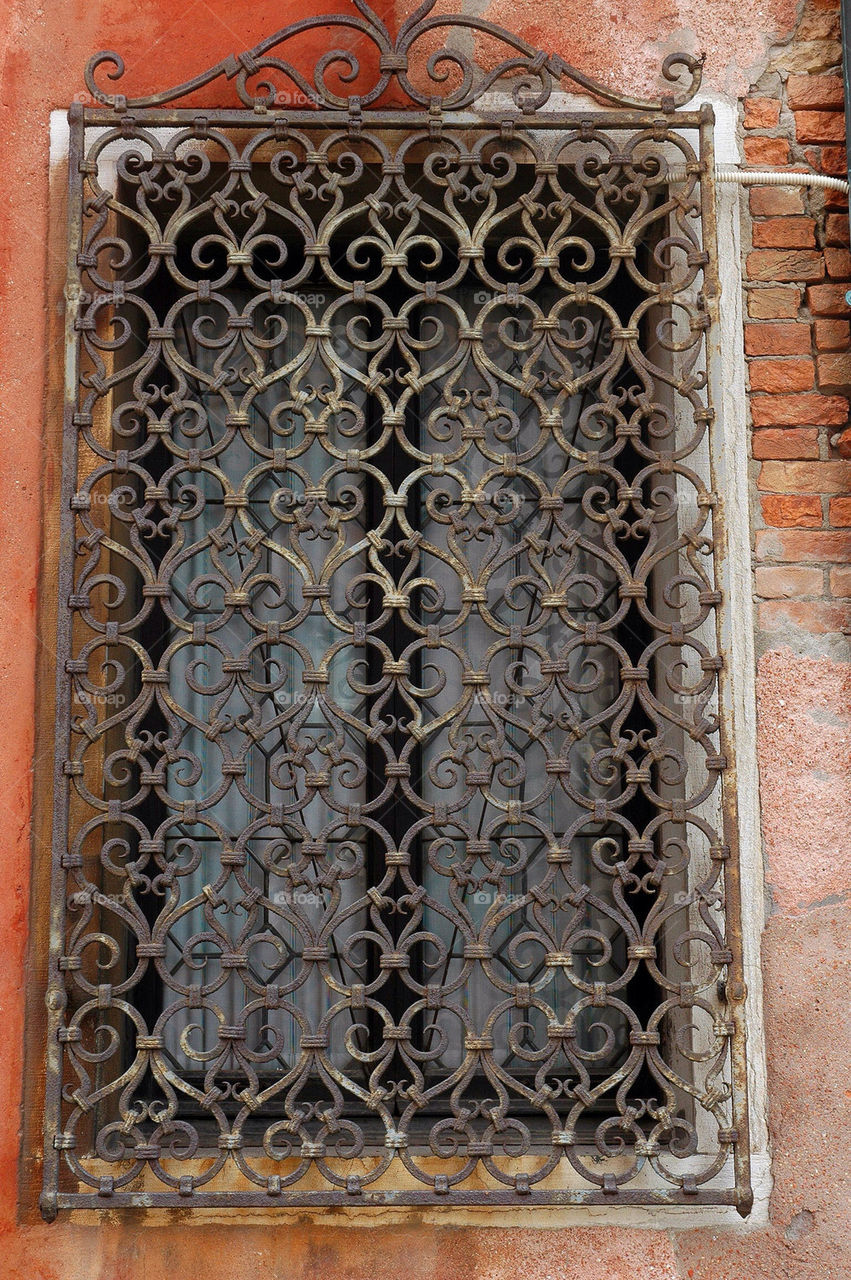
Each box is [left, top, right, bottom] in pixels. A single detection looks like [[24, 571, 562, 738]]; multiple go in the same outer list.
[[41, 0, 752, 1218]]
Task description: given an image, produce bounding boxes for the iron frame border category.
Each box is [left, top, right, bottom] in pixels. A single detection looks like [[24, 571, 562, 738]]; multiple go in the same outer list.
[[39, 5, 751, 1218]]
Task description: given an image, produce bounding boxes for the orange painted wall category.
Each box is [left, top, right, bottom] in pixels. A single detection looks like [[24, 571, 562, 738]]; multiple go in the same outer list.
[[0, 2, 849, 1277]]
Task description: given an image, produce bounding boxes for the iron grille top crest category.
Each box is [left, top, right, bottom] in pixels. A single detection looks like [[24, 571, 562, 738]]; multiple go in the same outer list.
[[40, 0, 751, 1220], [83, 0, 704, 114]]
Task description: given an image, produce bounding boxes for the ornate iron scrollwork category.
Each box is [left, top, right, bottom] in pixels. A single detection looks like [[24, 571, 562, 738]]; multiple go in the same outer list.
[[41, 0, 751, 1218]]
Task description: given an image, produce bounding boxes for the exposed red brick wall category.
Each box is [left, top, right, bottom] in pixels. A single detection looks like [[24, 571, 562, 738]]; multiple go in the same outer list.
[[743, 2, 851, 640]]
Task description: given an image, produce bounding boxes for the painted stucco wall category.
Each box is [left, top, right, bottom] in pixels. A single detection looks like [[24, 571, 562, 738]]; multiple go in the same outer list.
[[0, 1, 849, 1276]]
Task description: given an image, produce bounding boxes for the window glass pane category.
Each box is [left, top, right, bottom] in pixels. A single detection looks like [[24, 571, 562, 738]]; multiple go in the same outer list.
[[415, 281, 628, 1086], [160, 290, 370, 1076]]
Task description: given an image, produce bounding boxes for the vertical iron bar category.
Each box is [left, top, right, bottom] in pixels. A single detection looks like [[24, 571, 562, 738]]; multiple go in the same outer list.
[[40, 102, 87, 1223], [698, 103, 753, 1218]]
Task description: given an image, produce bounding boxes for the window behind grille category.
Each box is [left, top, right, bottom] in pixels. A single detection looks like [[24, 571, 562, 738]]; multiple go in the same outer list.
[[122, 181, 660, 1128]]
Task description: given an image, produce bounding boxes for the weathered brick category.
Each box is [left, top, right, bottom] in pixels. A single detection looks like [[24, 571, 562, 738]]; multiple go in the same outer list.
[[756, 528, 851, 561], [747, 285, 801, 319], [835, 426, 851, 458], [824, 147, 849, 176], [776, 39, 842, 77], [744, 322, 812, 356], [744, 98, 782, 129], [795, 109, 846, 144], [828, 496, 851, 525], [758, 599, 851, 632], [825, 247, 851, 279], [744, 137, 791, 167], [760, 494, 823, 526], [751, 217, 816, 248], [825, 186, 848, 210], [814, 319, 850, 350], [749, 357, 815, 392], [787, 74, 844, 110], [750, 393, 849, 426], [746, 249, 824, 282], [806, 283, 851, 316], [758, 460, 851, 492], [752, 428, 821, 459], [798, 7, 841, 39], [829, 565, 851, 595], [817, 351, 851, 390], [754, 565, 824, 597], [804, 145, 848, 176], [825, 213, 850, 245], [749, 187, 806, 217]]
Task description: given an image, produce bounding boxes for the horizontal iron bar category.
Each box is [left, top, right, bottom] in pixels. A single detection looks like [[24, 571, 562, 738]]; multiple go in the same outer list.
[[77, 108, 710, 130], [55, 1187, 745, 1209]]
